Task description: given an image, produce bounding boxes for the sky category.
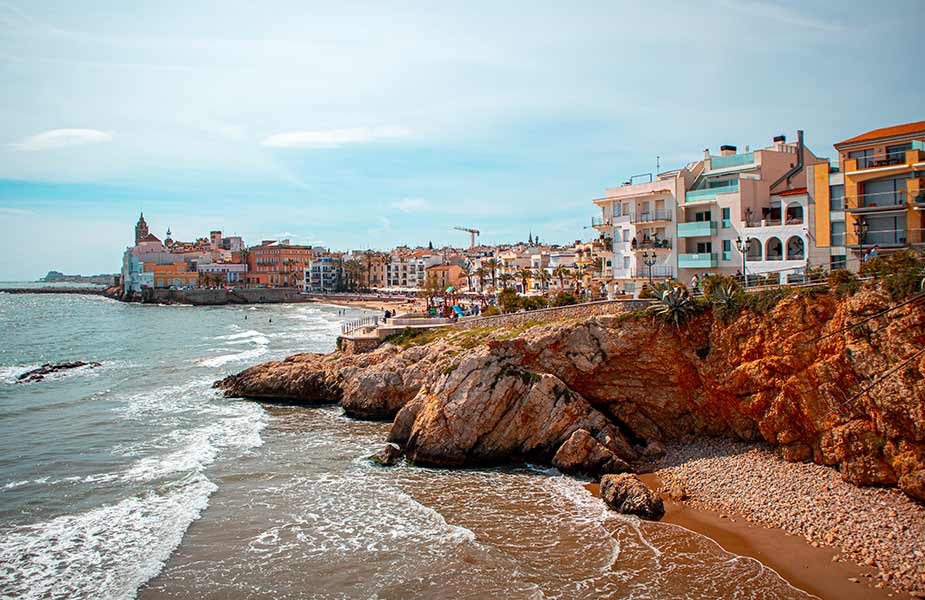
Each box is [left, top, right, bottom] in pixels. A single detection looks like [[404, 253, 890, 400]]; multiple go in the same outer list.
[[0, 0, 923, 280]]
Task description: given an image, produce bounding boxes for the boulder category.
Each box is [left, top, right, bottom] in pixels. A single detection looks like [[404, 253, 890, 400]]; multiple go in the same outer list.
[[17, 361, 102, 384], [664, 482, 688, 502], [600, 474, 665, 520], [899, 469, 925, 501], [369, 443, 402, 466], [552, 429, 632, 479]]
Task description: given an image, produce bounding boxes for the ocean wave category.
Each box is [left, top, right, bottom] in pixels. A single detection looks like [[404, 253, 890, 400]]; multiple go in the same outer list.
[[0, 361, 117, 385], [215, 330, 266, 341], [197, 346, 268, 368], [0, 474, 217, 600]]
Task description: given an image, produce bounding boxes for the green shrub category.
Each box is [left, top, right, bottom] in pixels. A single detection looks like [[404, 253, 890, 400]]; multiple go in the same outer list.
[[481, 305, 501, 316], [860, 250, 925, 300], [648, 286, 696, 327], [498, 287, 521, 313], [550, 292, 578, 307], [828, 269, 860, 298], [701, 274, 740, 297]]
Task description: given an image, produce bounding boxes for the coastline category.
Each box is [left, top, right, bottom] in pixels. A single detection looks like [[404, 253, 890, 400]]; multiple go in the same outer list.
[[587, 476, 904, 600]]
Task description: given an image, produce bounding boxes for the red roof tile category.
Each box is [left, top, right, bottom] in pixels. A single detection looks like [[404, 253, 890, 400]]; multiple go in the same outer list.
[[777, 187, 808, 197], [835, 121, 925, 147]]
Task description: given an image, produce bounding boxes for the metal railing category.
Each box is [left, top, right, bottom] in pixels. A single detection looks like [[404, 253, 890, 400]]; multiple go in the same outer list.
[[851, 150, 909, 170], [591, 216, 613, 227], [846, 189, 906, 211], [631, 210, 673, 224], [341, 316, 379, 335]]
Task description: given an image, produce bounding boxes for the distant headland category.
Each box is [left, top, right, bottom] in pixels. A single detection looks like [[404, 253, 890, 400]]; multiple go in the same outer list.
[[38, 271, 117, 286]]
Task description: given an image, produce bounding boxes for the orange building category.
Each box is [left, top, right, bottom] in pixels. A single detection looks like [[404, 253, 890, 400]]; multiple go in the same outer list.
[[245, 240, 313, 287], [833, 121, 925, 254], [145, 262, 199, 288], [425, 264, 465, 290]]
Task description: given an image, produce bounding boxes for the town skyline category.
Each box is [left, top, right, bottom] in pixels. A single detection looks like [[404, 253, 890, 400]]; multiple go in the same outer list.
[[1, 1, 924, 280]]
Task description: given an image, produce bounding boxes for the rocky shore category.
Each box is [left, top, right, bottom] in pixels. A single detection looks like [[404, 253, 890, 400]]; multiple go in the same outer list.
[[655, 438, 925, 596], [216, 283, 924, 596]]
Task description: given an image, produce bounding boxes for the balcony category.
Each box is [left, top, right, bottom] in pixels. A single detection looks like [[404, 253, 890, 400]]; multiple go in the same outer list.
[[710, 152, 754, 170], [686, 181, 739, 203], [630, 209, 673, 224], [631, 241, 672, 252], [678, 253, 718, 268], [591, 216, 613, 229], [677, 221, 717, 238], [851, 150, 910, 170], [846, 190, 906, 214]]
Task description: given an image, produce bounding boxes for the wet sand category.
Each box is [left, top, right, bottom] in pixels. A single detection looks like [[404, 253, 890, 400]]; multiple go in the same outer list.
[[588, 478, 908, 600]]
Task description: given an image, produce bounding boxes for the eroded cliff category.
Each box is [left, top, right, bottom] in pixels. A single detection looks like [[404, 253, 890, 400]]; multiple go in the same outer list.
[[215, 286, 925, 500]]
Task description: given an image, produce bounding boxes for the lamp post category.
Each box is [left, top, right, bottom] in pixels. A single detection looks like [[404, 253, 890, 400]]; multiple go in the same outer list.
[[735, 236, 748, 288], [642, 251, 656, 285]]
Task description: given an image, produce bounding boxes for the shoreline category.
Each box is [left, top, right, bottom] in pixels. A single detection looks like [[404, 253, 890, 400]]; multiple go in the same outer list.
[[586, 476, 905, 600]]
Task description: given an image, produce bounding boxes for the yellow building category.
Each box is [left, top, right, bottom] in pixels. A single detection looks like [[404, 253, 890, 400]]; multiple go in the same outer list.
[[145, 262, 199, 288], [833, 121, 925, 256]]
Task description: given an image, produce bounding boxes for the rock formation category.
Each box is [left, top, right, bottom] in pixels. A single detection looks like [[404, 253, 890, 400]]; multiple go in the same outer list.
[[217, 286, 925, 500], [17, 361, 102, 384], [600, 474, 665, 520]]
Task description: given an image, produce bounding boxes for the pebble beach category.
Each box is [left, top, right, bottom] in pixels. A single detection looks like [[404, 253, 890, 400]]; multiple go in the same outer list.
[[655, 439, 925, 597]]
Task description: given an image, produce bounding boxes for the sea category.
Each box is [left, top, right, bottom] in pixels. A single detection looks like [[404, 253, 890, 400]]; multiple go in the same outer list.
[[0, 289, 816, 599]]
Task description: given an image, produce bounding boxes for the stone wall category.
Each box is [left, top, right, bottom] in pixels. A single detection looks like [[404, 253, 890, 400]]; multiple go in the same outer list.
[[453, 299, 653, 330], [337, 335, 382, 355], [151, 288, 311, 305]]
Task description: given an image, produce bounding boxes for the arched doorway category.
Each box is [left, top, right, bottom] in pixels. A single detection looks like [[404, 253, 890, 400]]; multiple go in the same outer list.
[[785, 204, 804, 225], [765, 237, 783, 260], [786, 236, 805, 260]]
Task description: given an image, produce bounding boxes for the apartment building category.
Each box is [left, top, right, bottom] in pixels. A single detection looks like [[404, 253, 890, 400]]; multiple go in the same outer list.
[[303, 256, 342, 292], [593, 131, 826, 291], [246, 240, 313, 287], [386, 251, 442, 289], [832, 121, 925, 257]]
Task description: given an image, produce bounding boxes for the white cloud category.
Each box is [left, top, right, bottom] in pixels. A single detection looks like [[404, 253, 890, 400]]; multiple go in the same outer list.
[[391, 198, 431, 213], [13, 129, 113, 151], [367, 216, 392, 236], [260, 126, 411, 149], [0, 207, 35, 217]]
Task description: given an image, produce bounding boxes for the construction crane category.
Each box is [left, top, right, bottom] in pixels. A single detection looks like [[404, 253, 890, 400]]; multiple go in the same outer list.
[[453, 226, 480, 249]]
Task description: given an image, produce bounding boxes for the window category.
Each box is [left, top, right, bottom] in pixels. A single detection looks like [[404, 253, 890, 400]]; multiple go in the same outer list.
[[622, 202, 630, 217], [696, 242, 712, 253], [886, 143, 911, 164], [722, 239, 731, 261], [623, 256, 630, 269], [829, 184, 845, 210], [848, 149, 874, 169], [830, 222, 846, 246], [830, 255, 847, 270], [622, 229, 629, 243], [721, 208, 731, 228], [694, 210, 711, 222]]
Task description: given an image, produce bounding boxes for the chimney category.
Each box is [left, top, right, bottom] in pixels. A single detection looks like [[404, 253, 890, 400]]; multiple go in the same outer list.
[[773, 134, 786, 151], [720, 144, 737, 157], [703, 148, 710, 159]]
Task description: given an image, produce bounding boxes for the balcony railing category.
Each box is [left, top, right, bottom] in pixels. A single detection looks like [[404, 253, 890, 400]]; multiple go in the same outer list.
[[852, 150, 911, 170], [591, 216, 613, 228], [631, 241, 672, 251], [846, 190, 906, 213], [678, 253, 718, 268], [631, 210, 673, 224], [677, 221, 717, 237], [710, 152, 754, 170], [686, 181, 739, 202]]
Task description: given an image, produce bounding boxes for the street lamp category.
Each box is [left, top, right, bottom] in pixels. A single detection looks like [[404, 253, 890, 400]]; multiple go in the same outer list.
[[642, 251, 656, 285], [735, 236, 749, 287], [853, 217, 868, 248]]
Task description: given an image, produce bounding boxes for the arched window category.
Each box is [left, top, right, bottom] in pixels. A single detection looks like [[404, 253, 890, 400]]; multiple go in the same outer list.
[[765, 237, 783, 260], [786, 236, 805, 260], [785, 204, 804, 225], [746, 238, 762, 261]]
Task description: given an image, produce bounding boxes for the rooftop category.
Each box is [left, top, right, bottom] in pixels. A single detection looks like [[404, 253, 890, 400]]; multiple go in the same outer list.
[[835, 121, 925, 147]]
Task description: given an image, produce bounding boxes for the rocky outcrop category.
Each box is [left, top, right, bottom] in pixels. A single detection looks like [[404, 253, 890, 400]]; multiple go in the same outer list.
[[396, 349, 637, 468], [600, 474, 665, 520], [218, 286, 925, 499], [368, 443, 402, 466], [17, 361, 102, 383]]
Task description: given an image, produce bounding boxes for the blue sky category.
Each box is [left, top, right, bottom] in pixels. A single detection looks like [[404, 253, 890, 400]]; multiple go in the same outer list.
[[0, 0, 922, 279]]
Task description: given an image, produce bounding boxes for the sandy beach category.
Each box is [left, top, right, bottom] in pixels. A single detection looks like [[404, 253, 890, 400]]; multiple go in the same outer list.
[[586, 439, 925, 600]]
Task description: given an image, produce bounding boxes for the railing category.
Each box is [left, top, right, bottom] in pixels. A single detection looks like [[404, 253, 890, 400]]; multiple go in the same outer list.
[[686, 181, 739, 202], [846, 190, 906, 211], [341, 316, 379, 335], [631, 210, 672, 224], [678, 253, 718, 268], [632, 241, 672, 251], [678, 221, 717, 237], [591, 216, 614, 227], [710, 152, 754, 170], [852, 150, 909, 170], [646, 265, 675, 278]]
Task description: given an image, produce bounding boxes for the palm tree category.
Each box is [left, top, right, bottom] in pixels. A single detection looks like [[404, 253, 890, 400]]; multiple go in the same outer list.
[[475, 267, 487, 292], [498, 272, 513, 289], [344, 258, 365, 291], [536, 268, 551, 292], [239, 248, 250, 287], [461, 264, 473, 292], [516, 268, 532, 294], [484, 259, 499, 288], [553, 265, 571, 290]]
